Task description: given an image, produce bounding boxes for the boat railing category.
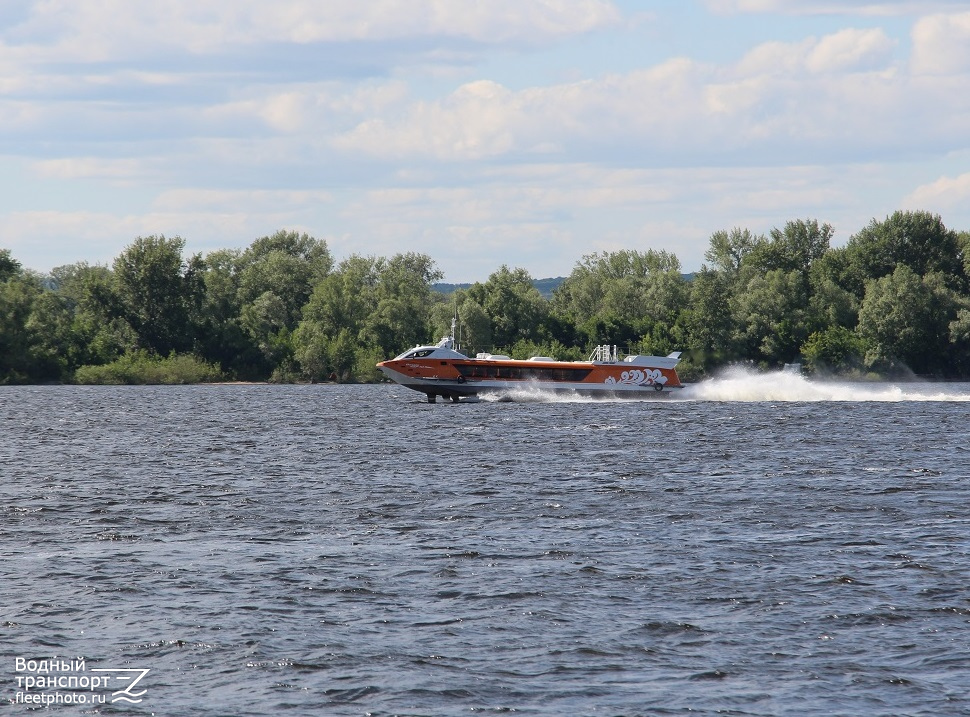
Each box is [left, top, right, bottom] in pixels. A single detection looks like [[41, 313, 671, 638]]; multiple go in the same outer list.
[[589, 345, 618, 363]]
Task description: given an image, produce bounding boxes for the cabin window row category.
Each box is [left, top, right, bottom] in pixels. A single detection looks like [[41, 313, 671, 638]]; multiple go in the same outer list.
[[457, 365, 592, 381]]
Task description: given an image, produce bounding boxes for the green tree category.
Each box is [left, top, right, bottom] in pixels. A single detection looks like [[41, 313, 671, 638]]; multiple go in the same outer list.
[[749, 219, 834, 275], [237, 230, 332, 330], [23, 289, 76, 379], [688, 220, 836, 373], [840, 211, 966, 296], [113, 236, 204, 356], [684, 267, 735, 368], [299, 255, 378, 340], [240, 291, 292, 369], [0, 249, 22, 283], [0, 267, 77, 382], [808, 274, 859, 330], [295, 253, 441, 382], [552, 250, 686, 349], [801, 326, 866, 375], [52, 262, 137, 366], [363, 252, 443, 355], [703, 228, 765, 275], [466, 266, 550, 350], [0, 274, 43, 382], [0, 251, 34, 382], [959, 231, 970, 280], [195, 249, 264, 379], [949, 304, 970, 377], [731, 269, 809, 366], [327, 327, 358, 382], [234, 231, 332, 374], [857, 266, 962, 375]]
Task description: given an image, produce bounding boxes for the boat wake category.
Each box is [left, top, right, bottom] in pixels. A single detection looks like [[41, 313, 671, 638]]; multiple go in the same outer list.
[[465, 368, 970, 403], [478, 387, 599, 403], [680, 367, 970, 402]]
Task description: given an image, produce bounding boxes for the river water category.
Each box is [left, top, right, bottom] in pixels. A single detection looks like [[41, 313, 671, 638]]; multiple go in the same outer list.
[[2, 372, 970, 716]]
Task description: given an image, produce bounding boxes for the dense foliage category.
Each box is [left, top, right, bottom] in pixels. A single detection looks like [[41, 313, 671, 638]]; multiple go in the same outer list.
[[2, 212, 969, 384]]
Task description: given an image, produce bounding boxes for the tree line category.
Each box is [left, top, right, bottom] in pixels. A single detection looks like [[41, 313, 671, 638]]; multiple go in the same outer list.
[[2, 210, 969, 384]]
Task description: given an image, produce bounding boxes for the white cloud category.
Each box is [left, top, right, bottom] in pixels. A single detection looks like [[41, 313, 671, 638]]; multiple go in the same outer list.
[[904, 173, 970, 209], [353, 165, 675, 225], [704, 1, 969, 16], [333, 79, 522, 160], [197, 80, 411, 137], [1, 159, 955, 281], [0, 211, 183, 268], [4, 4, 951, 175], [0, 98, 42, 130], [152, 189, 334, 213], [30, 157, 157, 183], [2, 0, 621, 63], [733, 38, 816, 77], [334, 58, 727, 161], [331, 27, 917, 165], [732, 28, 894, 76], [806, 28, 895, 73], [330, 162, 872, 279], [911, 12, 970, 74], [3, 2, 969, 282]]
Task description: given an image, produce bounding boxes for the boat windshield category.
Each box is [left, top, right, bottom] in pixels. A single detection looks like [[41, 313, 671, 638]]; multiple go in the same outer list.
[[398, 348, 435, 360]]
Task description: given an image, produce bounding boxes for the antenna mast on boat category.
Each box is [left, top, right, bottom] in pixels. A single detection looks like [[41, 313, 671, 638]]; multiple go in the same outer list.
[[451, 304, 460, 352]]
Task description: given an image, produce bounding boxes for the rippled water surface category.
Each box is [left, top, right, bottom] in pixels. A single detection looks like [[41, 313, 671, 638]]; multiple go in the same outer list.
[[3, 375, 970, 715]]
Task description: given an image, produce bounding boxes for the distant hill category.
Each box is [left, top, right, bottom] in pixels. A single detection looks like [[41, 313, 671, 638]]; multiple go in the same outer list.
[[434, 274, 694, 299], [431, 282, 471, 295], [433, 277, 566, 299]]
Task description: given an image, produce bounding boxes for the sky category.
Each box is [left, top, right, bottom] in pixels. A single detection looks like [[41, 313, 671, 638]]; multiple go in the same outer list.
[[2, 0, 970, 282]]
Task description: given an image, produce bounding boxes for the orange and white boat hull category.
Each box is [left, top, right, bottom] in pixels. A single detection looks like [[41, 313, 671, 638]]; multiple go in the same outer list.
[[377, 343, 683, 402]]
